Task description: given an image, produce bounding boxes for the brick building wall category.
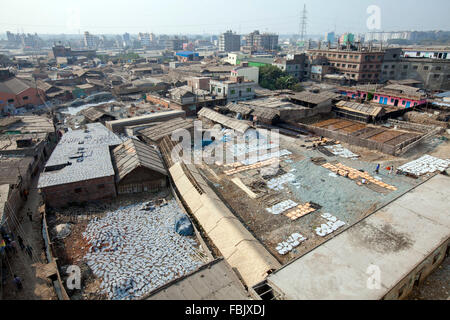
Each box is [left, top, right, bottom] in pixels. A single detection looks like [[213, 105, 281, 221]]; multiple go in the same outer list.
[[41, 175, 116, 208]]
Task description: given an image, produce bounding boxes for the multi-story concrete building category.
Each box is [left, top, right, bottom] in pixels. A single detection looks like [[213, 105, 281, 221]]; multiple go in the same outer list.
[[219, 30, 241, 52], [307, 46, 385, 83], [231, 65, 259, 84], [138, 33, 153, 47], [246, 30, 278, 51], [209, 76, 256, 103], [84, 31, 98, 49], [273, 54, 308, 80], [325, 32, 335, 44], [381, 48, 450, 91], [165, 38, 185, 51]]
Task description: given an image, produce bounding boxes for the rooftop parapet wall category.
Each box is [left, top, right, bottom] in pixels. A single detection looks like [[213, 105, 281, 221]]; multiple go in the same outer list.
[[168, 161, 281, 287]]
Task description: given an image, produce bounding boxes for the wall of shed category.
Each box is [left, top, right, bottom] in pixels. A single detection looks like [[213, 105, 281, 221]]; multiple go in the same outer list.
[[41, 175, 116, 208], [117, 167, 167, 194]]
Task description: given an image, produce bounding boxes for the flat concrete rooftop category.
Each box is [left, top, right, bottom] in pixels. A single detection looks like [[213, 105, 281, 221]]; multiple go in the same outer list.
[[267, 174, 450, 300]]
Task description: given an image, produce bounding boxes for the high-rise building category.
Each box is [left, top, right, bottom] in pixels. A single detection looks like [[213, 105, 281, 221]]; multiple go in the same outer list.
[[246, 30, 278, 51], [325, 32, 335, 44], [165, 38, 185, 51], [123, 33, 131, 47], [138, 33, 152, 47], [84, 31, 98, 48], [219, 30, 241, 52]]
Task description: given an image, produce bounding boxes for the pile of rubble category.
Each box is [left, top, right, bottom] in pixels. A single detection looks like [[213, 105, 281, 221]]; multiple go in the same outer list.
[[82, 200, 204, 300], [397, 155, 450, 177]]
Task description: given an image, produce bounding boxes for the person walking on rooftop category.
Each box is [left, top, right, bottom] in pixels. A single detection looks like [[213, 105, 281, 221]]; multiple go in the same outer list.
[[375, 163, 380, 174], [13, 275, 23, 290], [25, 245, 33, 260], [17, 235, 25, 250]]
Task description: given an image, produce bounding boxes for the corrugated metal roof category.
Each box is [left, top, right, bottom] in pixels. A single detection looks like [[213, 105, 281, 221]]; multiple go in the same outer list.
[[197, 108, 250, 134], [0, 77, 33, 95], [80, 107, 108, 122], [290, 91, 340, 105], [38, 123, 122, 188], [0, 157, 34, 185], [225, 102, 253, 116], [335, 100, 384, 117], [138, 117, 194, 142], [144, 259, 249, 300], [112, 138, 167, 182]]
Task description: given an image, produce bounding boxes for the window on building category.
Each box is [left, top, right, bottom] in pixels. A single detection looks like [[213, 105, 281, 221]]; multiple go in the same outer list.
[[246, 88, 252, 92], [351, 74, 355, 78], [384, 65, 388, 69], [218, 88, 222, 93], [424, 66, 429, 70], [368, 74, 372, 78], [391, 65, 395, 69], [74, 188, 82, 193], [382, 71, 387, 75], [401, 72, 407, 76], [402, 101, 406, 105], [369, 65, 373, 69], [343, 55, 347, 59], [230, 89, 235, 94], [433, 74, 440, 79], [403, 65, 408, 69], [23, 96, 29, 100], [362, 74, 366, 78], [342, 64, 346, 68], [435, 66, 441, 71], [391, 98, 394, 102], [338, 55, 342, 58], [7, 99, 14, 103]]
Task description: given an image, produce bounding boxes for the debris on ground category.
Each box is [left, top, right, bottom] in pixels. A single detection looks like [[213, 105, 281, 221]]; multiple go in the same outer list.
[[53, 223, 72, 239], [82, 199, 205, 300]]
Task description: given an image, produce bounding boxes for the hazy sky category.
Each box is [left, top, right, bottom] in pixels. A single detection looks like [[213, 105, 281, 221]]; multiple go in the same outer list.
[[1, 0, 449, 35]]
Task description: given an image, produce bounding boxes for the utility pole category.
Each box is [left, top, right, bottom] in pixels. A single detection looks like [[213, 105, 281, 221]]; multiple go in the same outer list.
[[299, 4, 307, 44]]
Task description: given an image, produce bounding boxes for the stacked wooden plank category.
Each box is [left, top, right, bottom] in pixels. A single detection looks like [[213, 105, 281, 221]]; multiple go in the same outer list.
[[321, 163, 397, 191], [285, 203, 316, 221], [224, 158, 278, 175]]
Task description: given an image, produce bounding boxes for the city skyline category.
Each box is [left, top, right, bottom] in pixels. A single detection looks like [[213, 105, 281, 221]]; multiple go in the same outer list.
[[1, 0, 449, 36]]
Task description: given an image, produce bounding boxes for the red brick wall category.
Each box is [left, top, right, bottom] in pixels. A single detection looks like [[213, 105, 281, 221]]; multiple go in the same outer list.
[[42, 175, 116, 208], [146, 94, 170, 108], [0, 87, 45, 109]]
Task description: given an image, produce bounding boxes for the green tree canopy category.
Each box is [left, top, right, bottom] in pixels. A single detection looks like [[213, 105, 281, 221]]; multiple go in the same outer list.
[[259, 65, 300, 91]]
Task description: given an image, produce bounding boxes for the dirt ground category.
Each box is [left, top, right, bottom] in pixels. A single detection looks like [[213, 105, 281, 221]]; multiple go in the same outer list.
[[198, 130, 450, 266], [2, 177, 57, 300], [46, 189, 210, 300]]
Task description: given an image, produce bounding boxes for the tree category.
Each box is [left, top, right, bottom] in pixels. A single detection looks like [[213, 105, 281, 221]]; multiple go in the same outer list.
[[259, 65, 300, 91], [0, 54, 12, 67], [290, 83, 304, 92]]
